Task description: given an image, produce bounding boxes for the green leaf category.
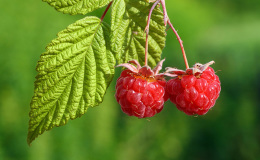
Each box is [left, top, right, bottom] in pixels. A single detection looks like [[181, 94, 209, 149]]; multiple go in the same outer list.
[[111, 0, 166, 68], [28, 16, 115, 145], [43, 0, 112, 15]]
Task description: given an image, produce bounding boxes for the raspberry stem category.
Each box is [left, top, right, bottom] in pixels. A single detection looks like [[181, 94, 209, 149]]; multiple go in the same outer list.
[[145, 0, 189, 69], [100, 1, 113, 22], [167, 19, 189, 69], [145, 0, 160, 66], [160, 0, 168, 26]]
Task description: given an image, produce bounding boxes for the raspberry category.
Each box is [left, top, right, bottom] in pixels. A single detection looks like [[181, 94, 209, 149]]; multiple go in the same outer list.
[[115, 60, 167, 118], [166, 61, 221, 115]]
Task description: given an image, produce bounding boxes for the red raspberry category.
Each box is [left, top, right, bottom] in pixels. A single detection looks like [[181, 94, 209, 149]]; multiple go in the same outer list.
[[115, 60, 167, 118], [166, 61, 221, 115]]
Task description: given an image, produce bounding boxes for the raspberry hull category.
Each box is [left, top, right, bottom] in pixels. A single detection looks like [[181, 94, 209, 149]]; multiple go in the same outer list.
[[166, 67, 221, 115], [116, 70, 166, 118]]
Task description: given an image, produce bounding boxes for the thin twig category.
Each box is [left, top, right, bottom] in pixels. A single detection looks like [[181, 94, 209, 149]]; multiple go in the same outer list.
[[167, 19, 189, 69], [144, 0, 160, 66], [160, 0, 168, 26]]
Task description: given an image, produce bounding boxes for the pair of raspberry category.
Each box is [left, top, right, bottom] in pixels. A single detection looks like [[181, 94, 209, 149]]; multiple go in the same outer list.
[[115, 60, 221, 118]]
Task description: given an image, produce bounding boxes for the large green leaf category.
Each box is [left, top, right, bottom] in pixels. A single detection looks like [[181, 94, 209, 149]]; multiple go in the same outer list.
[[28, 16, 115, 145], [43, 0, 112, 15], [111, 0, 166, 67]]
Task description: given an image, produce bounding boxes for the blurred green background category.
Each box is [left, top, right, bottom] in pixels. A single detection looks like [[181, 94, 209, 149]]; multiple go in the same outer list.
[[1, 0, 260, 160]]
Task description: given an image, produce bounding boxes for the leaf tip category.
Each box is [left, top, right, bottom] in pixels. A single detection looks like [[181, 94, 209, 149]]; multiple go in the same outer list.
[[27, 132, 34, 146]]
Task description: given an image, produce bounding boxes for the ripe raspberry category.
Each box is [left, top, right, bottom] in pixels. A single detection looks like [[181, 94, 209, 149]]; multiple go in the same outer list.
[[166, 61, 221, 115], [115, 60, 168, 118]]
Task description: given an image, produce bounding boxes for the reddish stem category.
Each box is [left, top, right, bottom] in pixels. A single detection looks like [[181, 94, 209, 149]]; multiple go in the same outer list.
[[160, 0, 168, 26], [100, 1, 113, 21], [145, 31, 149, 66], [145, 0, 160, 66], [167, 19, 189, 69]]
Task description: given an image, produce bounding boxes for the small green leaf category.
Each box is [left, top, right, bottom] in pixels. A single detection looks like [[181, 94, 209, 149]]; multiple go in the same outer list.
[[43, 0, 112, 15], [28, 16, 115, 145], [111, 0, 166, 67]]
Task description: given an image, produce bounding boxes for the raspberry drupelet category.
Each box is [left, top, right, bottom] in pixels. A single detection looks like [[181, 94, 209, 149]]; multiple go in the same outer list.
[[115, 60, 168, 118], [165, 61, 221, 115]]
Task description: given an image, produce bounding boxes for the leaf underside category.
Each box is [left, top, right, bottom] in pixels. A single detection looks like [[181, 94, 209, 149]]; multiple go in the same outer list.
[[111, 0, 166, 68], [43, 0, 112, 15], [27, 16, 115, 145]]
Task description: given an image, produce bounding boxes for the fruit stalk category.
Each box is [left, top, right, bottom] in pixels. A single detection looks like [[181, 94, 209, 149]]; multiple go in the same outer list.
[[167, 19, 189, 69], [145, 0, 189, 69], [145, 0, 160, 66]]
